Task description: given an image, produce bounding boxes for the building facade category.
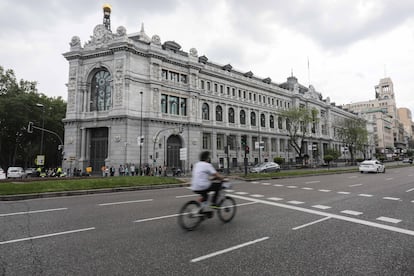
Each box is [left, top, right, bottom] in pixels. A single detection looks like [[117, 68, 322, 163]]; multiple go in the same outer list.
[[62, 7, 359, 174]]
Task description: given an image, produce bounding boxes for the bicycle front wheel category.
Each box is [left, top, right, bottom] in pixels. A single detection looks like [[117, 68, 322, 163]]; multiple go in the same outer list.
[[178, 200, 203, 231], [218, 196, 236, 223]]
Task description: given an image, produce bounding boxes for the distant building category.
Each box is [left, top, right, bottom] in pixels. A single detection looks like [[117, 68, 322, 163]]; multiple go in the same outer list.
[[62, 6, 359, 173], [344, 77, 407, 156]]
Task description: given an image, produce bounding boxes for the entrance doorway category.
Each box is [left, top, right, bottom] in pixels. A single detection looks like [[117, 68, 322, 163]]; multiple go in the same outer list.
[[90, 128, 108, 172], [166, 135, 182, 170]]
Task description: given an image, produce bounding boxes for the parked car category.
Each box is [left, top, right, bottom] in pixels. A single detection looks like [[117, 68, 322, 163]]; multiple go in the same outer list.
[[0, 168, 6, 180], [402, 158, 413, 164], [7, 167, 28, 179], [25, 168, 37, 176], [250, 162, 281, 173], [359, 160, 385, 173]]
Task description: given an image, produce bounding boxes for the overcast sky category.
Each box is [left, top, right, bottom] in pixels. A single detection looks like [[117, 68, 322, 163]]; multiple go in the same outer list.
[[2, 0, 414, 113]]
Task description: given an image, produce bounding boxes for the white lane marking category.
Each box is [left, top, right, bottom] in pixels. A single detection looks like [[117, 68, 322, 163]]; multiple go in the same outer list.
[[230, 194, 414, 237], [337, 191, 350, 194], [302, 187, 314, 190], [318, 189, 331, 192], [376, 217, 401, 224], [226, 189, 235, 193], [383, 197, 400, 201], [408, 174, 414, 177], [341, 210, 363, 216], [273, 184, 284, 187], [385, 178, 394, 181], [250, 194, 264, 198], [348, 176, 358, 179], [0, 208, 67, 217], [287, 186, 297, 188], [235, 192, 248, 195], [175, 194, 197, 198], [268, 197, 283, 201], [191, 237, 269, 263], [287, 201, 305, 205], [292, 217, 331, 230], [98, 199, 153, 206], [305, 181, 320, 184], [262, 183, 271, 186], [0, 227, 95, 245], [349, 184, 362, 187], [406, 188, 414, 193], [411, 200, 414, 203], [134, 202, 257, 223], [251, 181, 259, 184], [312, 205, 331, 210], [358, 194, 373, 197]]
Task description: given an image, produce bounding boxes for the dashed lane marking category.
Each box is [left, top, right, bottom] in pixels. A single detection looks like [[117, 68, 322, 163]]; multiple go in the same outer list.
[[340, 210, 363, 216], [292, 217, 331, 230], [302, 187, 314, 190], [358, 194, 373, 197], [251, 181, 259, 184], [318, 189, 331, 192], [250, 194, 264, 198], [273, 184, 284, 187], [0, 208, 68, 217], [383, 197, 400, 201], [337, 192, 350, 194], [98, 199, 153, 206], [235, 192, 248, 195], [268, 197, 283, 201], [349, 184, 363, 187], [312, 205, 331, 210], [287, 200, 305, 205], [287, 186, 297, 188], [262, 183, 271, 185], [376, 217, 402, 224], [230, 194, 414, 236], [385, 178, 394, 181], [305, 181, 320, 184], [406, 188, 414, 193]]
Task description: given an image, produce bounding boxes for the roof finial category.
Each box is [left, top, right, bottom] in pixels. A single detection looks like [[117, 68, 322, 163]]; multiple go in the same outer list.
[[291, 68, 293, 77]]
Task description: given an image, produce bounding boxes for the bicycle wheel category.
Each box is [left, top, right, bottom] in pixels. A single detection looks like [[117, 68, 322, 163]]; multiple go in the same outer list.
[[178, 200, 203, 231], [217, 196, 236, 223]]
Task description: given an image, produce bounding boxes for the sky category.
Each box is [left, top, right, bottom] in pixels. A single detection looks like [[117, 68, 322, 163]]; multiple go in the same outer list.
[[1, 0, 414, 113]]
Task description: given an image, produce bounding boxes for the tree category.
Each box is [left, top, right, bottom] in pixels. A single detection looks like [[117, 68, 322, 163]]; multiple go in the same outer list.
[[0, 66, 66, 169], [279, 106, 319, 158], [335, 117, 368, 163], [325, 147, 341, 161]]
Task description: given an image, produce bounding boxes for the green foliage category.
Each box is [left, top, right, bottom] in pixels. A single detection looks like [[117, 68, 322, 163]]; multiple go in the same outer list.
[[273, 156, 284, 164], [325, 148, 341, 160], [335, 118, 368, 162], [0, 66, 66, 169], [279, 106, 319, 157], [323, 155, 334, 163], [356, 158, 364, 162]]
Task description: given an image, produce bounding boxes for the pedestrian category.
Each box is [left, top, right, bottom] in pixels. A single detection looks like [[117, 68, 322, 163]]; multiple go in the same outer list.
[[130, 164, 136, 176]]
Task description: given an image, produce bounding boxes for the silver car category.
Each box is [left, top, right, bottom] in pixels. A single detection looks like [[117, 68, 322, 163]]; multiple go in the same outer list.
[[359, 160, 385, 173], [0, 168, 6, 180], [7, 167, 28, 179], [250, 162, 281, 173]]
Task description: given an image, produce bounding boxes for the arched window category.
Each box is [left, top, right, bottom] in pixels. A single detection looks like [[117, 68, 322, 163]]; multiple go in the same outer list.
[[261, 113, 266, 127], [228, 107, 235, 123], [278, 117, 283, 129], [270, 115, 274, 128], [216, 105, 223, 121], [202, 103, 210, 120], [286, 118, 291, 131], [251, 112, 256, 126], [91, 69, 112, 111], [240, 110, 246, 125]]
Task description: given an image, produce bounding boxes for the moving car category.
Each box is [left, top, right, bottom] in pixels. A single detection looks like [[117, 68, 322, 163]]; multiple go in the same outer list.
[[402, 158, 413, 164], [7, 167, 28, 179], [250, 162, 281, 173], [359, 160, 385, 173], [0, 168, 6, 180]]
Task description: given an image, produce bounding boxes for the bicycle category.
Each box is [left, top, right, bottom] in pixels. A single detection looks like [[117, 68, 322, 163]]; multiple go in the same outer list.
[[177, 181, 237, 231]]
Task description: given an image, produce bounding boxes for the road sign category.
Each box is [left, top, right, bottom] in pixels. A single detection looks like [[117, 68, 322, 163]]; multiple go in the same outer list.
[[36, 155, 45, 166], [180, 148, 187, 160]]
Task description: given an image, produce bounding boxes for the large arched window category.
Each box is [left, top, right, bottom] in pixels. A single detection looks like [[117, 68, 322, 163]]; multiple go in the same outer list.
[[278, 117, 283, 129], [270, 115, 274, 128], [261, 113, 266, 127], [228, 107, 235, 123], [91, 70, 112, 111], [251, 112, 256, 126], [240, 110, 246, 125], [216, 105, 223, 121], [202, 103, 210, 120]]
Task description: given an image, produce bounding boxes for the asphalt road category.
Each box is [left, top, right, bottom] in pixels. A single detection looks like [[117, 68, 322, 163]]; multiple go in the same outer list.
[[1, 166, 414, 275]]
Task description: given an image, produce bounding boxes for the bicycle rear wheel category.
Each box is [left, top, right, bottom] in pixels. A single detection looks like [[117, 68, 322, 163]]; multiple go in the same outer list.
[[178, 200, 203, 231], [217, 196, 236, 223]]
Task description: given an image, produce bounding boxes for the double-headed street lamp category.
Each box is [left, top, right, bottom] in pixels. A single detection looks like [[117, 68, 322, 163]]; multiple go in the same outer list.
[[36, 103, 45, 155]]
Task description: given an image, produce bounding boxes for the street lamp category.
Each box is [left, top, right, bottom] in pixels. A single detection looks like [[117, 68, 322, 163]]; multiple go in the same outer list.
[[36, 103, 45, 155], [139, 91, 143, 176]]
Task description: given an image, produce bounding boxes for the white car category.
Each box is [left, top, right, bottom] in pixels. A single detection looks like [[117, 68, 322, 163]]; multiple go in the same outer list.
[[250, 162, 281, 173], [7, 167, 28, 179], [0, 168, 6, 180], [359, 160, 385, 173]]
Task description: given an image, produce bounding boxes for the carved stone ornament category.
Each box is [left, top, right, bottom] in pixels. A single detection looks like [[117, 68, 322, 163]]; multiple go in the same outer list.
[[189, 48, 198, 57], [151, 35, 161, 46], [116, 26, 127, 37], [114, 135, 121, 142], [84, 24, 113, 48], [70, 36, 81, 49]]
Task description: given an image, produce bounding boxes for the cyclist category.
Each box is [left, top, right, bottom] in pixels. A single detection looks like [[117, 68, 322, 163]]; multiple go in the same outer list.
[[191, 151, 225, 211]]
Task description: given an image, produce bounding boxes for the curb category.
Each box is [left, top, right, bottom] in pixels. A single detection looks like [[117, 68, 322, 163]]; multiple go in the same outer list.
[[0, 183, 191, 201]]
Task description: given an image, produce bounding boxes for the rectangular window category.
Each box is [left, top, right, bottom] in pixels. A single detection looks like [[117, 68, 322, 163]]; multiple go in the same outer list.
[[180, 98, 187, 116], [220, 85, 224, 94], [253, 94, 256, 101], [180, 74, 187, 83], [170, 72, 179, 82], [243, 91, 246, 99], [169, 96, 179, 115], [214, 83, 218, 92], [227, 87, 230, 95], [238, 90, 241, 98], [271, 138, 276, 151], [259, 95, 262, 102], [162, 69, 168, 80], [207, 82, 211, 91], [202, 133, 211, 149], [232, 88, 235, 96], [200, 80, 205, 90], [161, 94, 168, 113], [217, 134, 224, 150], [249, 92, 252, 100]]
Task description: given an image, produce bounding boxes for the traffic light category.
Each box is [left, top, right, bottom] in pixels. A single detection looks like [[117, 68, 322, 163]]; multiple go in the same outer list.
[[27, 122, 34, 133], [241, 135, 247, 147], [245, 145, 250, 154]]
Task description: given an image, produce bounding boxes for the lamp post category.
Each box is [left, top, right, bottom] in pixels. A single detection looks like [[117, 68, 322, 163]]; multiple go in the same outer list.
[[36, 103, 45, 155], [139, 91, 143, 176]]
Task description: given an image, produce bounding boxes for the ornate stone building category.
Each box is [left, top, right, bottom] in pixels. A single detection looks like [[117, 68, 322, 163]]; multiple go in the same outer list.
[[62, 6, 358, 174]]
